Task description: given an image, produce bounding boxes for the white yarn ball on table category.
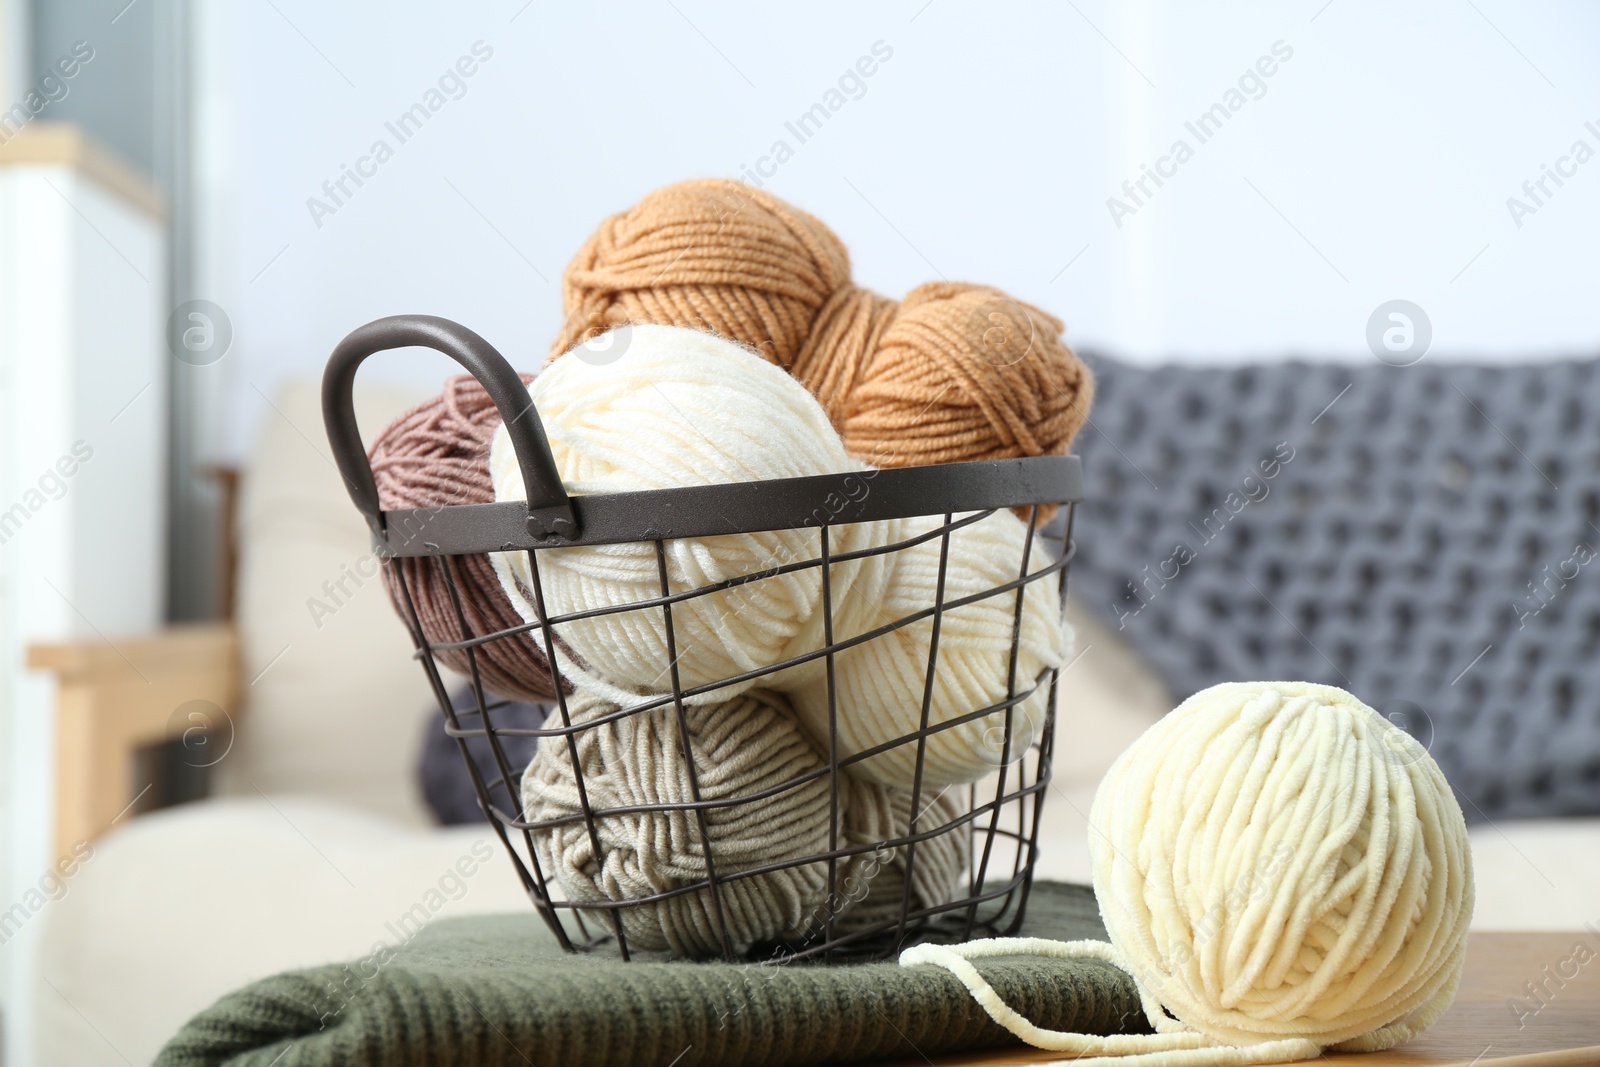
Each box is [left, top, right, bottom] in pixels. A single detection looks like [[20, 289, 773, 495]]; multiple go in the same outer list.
[[902, 681, 1474, 1066], [1089, 681, 1473, 1053], [789, 508, 1068, 789], [489, 324, 891, 707]]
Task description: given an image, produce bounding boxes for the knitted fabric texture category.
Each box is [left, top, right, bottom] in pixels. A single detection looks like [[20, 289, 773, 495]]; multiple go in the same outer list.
[[904, 681, 1473, 1066], [1066, 354, 1600, 821], [153, 882, 1146, 1067]]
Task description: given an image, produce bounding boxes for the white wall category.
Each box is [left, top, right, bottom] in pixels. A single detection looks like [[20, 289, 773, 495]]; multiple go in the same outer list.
[[193, 0, 1600, 459]]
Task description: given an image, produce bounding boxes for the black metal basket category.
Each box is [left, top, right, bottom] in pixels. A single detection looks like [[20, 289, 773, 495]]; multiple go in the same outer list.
[[323, 315, 1083, 964]]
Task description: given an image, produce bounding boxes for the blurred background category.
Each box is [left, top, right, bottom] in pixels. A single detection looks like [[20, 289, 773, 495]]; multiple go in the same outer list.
[[3, 2, 1600, 1063]]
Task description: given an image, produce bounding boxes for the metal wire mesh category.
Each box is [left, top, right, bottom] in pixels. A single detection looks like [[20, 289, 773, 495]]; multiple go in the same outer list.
[[387, 502, 1076, 965], [322, 314, 1084, 966]]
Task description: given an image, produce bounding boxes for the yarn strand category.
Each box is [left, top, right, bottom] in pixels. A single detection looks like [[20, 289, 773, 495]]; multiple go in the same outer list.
[[901, 939, 1322, 1067]]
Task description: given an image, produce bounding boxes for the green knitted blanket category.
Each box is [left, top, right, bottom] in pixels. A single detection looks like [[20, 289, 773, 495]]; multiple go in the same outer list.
[[155, 882, 1144, 1067]]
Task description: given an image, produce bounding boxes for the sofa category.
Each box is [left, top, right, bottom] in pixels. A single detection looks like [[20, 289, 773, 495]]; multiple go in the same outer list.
[[32, 374, 1600, 1066]]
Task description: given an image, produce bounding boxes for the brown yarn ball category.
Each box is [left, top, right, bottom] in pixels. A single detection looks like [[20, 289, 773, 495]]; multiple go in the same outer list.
[[550, 179, 1094, 471], [368, 374, 563, 702], [824, 282, 1093, 469], [554, 179, 850, 371]]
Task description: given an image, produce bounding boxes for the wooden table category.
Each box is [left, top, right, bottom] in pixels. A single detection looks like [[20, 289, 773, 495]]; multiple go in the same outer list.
[[889, 932, 1600, 1066]]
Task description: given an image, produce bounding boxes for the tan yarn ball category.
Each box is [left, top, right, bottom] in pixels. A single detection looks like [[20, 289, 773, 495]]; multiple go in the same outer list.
[[556, 180, 848, 371], [551, 179, 1094, 472]]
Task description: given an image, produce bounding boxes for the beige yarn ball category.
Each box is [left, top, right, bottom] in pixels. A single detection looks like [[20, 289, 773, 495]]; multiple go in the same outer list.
[[831, 786, 971, 936], [490, 324, 891, 707], [790, 508, 1068, 788], [523, 688, 843, 957], [523, 688, 972, 958]]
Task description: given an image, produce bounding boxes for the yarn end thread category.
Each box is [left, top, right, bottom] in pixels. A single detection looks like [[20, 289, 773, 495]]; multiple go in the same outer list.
[[901, 937, 1326, 1066]]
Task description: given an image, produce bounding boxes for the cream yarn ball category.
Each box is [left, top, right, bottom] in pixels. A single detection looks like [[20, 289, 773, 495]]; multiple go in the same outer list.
[[902, 681, 1474, 1066], [489, 324, 890, 706], [523, 687, 971, 958], [789, 509, 1068, 788], [1089, 681, 1473, 1053]]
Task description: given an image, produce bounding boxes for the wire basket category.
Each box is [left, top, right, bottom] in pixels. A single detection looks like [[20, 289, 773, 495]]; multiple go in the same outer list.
[[324, 315, 1084, 964]]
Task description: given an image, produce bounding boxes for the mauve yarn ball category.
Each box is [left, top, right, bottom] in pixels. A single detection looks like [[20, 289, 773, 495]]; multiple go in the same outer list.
[[369, 374, 565, 703]]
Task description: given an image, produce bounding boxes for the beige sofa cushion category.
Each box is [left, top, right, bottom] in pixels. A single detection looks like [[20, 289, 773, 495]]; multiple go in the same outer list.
[[37, 798, 531, 1067], [217, 379, 438, 824], [1032, 598, 1172, 884]]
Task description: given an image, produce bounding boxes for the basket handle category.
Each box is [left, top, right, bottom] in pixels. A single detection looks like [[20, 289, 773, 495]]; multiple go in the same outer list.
[[322, 314, 578, 541]]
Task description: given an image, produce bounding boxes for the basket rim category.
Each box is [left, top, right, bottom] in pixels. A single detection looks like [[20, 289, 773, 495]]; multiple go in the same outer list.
[[374, 453, 1082, 557]]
